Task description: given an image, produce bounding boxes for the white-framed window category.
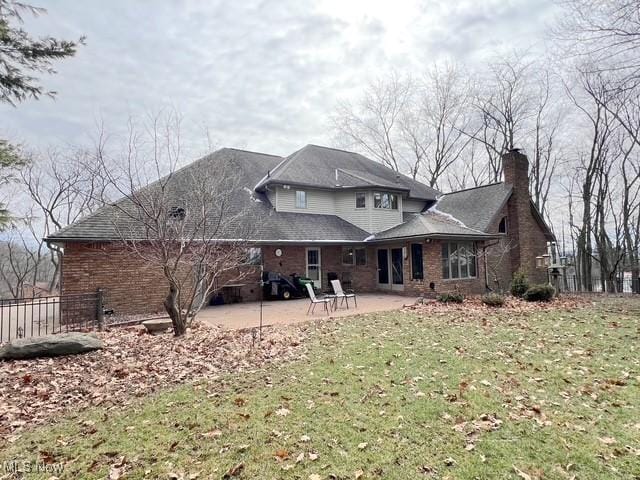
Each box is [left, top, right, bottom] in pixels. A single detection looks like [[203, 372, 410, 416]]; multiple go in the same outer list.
[[342, 247, 367, 266], [355, 191, 366, 209], [245, 247, 262, 265], [442, 242, 477, 279], [295, 190, 307, 208], [373, 192, 398, 210]]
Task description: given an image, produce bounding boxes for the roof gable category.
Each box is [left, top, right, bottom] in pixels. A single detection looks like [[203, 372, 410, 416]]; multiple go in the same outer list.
[[372, 210, 496, 241], [256, 144, 439, 201], [436, 183, 513, 232]]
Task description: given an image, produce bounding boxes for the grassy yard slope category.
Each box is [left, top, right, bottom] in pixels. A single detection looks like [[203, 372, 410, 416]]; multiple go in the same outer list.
[[1, 297, 639, 479]]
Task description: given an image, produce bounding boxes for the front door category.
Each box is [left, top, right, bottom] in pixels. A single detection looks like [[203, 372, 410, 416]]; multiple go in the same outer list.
[[377, 249, 389, 287], [306, 247, 321, 290], [391, 247, 404, 291]]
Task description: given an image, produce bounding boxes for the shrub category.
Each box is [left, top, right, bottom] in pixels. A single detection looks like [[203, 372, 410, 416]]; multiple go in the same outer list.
[[482, 292, 505, 307], [523, 284, 555, 302], [437, 292, 465, 304], [510, 271, 529, 298]]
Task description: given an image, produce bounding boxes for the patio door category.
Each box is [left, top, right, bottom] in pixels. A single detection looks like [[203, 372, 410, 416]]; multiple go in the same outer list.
[[391, 248, 404, 291], [377, 247, 404, 291], [306, 247, 321, 290]]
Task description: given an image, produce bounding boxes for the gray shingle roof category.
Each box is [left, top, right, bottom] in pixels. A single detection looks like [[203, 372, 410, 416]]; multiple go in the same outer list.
[[49, 147, 515, 245], [436, 183, 512, 232], [372, 211, 495, 241], [48, 148, 371, 243], [255, 144, 439, 201]]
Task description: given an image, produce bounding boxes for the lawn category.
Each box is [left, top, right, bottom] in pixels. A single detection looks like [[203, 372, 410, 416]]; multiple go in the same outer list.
[[1, 297, 638, 479]]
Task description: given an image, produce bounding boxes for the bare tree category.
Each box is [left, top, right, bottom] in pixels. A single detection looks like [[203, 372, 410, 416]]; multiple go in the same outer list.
[[19, 145, 110, 291], [95, 112, 253, 336], [405, 64, 474, 187], [0, 227, 52, 298], [564, 70, 621, 290], [466, 55, 535, 182], [332, 73, 411, 173], [529, 71, 564, 217], [332, 65, 473, 188], [555, 0, 640, 89], [479, 238, 517, 292]]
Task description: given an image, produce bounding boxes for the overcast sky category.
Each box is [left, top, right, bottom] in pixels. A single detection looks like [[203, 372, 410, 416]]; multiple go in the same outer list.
[[2, 0, 559, 159]]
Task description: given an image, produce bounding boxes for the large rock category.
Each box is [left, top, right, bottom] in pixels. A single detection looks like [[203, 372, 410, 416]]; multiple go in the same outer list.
[[0, 332, 103, 360], [142, 318, 173, 334]]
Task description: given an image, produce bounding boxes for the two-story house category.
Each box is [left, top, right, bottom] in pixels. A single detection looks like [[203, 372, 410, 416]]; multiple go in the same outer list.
[[48, 144, 554, 315]]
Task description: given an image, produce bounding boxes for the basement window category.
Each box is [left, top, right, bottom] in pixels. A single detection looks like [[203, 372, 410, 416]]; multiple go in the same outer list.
[[498, 216, 508, 234]]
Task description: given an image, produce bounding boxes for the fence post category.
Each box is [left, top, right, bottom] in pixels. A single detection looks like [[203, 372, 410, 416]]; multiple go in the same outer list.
[[96, 289, 104, 331]]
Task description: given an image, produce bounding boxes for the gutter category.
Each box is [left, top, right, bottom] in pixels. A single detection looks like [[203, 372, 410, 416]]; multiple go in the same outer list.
[[44, 237, 371, 246]]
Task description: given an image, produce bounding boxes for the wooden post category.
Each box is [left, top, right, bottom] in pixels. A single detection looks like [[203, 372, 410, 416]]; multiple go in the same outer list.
[[96, 288, 104, 331]]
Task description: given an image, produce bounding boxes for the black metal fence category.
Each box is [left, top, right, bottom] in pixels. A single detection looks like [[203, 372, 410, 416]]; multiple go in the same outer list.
[[564, 274, 639, 294], [0, 291, 104, 344]]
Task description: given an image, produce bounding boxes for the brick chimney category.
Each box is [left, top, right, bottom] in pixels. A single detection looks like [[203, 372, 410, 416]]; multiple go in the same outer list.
[[503, 148, 529, 190], [502, 149, 546, 283]]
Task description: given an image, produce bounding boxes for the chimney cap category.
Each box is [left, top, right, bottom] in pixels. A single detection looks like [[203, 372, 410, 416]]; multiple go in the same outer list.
[[508, 148, 522, 154]]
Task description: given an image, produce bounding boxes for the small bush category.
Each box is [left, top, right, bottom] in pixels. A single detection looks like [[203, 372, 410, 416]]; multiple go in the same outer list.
[[482, 292, 505, 307], [437, 292, 465, 304], [523, 284, 555, 302], [510, 271, 530, 298]]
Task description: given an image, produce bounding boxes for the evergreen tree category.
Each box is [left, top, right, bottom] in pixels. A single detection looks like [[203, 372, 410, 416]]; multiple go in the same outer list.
[[0, 1, 83, 228]]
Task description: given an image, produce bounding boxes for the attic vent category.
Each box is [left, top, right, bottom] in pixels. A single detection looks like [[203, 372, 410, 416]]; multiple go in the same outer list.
[[169, 207, 186, 220]]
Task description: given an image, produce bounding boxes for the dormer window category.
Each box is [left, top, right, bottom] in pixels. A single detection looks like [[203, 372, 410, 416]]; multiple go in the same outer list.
[[355, 192, 366, 209], [498, 216, 507, 234], [374, 192, 398, 210], [295, 190, 307, 208]]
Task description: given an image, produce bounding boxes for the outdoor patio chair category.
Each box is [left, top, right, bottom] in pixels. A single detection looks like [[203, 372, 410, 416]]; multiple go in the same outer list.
[[305, 283, 333, 315], [330, 279, 357, 309]]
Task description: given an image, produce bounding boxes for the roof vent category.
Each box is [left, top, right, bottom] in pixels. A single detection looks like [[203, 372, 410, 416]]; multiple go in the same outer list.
[[169, 207, 186, 220], [395, 173, 401, 183]]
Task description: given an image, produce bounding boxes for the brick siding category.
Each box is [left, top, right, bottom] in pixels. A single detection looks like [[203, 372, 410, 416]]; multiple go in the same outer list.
[[503, 150, 549, 285], [60, 153, 551, 313]]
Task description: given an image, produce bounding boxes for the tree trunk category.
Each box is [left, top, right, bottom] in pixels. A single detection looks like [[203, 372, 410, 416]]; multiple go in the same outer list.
[[164, 281, 187, 336]]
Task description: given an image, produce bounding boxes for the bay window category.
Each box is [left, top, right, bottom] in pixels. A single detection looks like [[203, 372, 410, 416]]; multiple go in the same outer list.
[[442, 242, 477, 279]]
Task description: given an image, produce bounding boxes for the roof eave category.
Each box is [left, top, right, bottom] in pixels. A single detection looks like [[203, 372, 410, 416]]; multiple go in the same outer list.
[[367, 232, 501, 243], [257, 179, 412, 193]]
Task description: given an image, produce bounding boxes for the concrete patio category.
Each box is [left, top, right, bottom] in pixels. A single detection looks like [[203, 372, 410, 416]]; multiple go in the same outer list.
[[198, 293, 417, 330]]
